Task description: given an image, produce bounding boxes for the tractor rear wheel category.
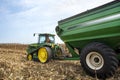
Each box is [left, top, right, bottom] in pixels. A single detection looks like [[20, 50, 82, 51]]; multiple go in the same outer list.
[[80, 42, 118, 79], [38, 47, 52, 63]]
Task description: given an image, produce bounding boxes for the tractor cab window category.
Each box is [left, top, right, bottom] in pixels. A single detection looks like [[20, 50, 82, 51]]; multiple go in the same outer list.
[[45, 36, 55, 43], [49, 36, 55, 43], [39, 36, 46, 43], [39, 35, 55, 43]]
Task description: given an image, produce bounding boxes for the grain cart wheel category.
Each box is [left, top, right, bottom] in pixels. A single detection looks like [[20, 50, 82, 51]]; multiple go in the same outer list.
[[27, 54, 33, 61], [80, 42, 118, 79], [38, 47, 52, 63]]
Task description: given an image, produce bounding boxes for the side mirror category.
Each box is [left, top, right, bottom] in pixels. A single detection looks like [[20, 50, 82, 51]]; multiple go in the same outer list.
[[33, 33, 35, 36]]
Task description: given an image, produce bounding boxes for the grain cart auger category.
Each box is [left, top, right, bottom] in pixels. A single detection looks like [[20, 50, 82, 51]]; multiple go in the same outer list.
[[26, 33, 64, 63], [56, 0, 120, 79]]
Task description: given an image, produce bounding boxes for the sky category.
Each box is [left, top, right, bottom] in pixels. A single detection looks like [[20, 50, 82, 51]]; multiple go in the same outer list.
[[0, 0, 113, 44]]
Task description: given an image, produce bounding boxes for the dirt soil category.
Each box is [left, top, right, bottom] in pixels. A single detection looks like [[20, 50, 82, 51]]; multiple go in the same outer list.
[[0, 44, 120, 80]]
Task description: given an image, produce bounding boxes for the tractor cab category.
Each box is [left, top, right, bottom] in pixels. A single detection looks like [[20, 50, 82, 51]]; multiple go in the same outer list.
[[34, 33, 55, 44]]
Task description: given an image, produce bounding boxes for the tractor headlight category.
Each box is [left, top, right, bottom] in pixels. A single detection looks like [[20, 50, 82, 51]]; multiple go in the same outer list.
[[51, 44, 55, 48]]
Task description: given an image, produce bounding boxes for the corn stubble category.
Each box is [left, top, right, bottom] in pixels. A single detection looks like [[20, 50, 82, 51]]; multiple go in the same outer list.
[[0, 44, 120, 80]]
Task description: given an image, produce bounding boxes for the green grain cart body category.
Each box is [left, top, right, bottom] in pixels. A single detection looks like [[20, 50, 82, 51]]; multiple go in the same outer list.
[[56, 0, 120, 51], [56, 0, 120, 79]]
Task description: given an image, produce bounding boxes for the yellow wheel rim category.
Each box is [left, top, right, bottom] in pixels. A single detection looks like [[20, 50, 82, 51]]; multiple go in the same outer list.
[[38, 47, 48, 63], [28, 54, 32, 60]]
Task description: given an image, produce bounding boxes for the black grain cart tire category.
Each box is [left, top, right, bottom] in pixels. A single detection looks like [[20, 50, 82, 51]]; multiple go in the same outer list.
[[80, 42, 118, 79], [38, 47, 52, 63]]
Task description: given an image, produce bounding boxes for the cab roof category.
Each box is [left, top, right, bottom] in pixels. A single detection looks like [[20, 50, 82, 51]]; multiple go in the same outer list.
[[38, 33, 55, 36]]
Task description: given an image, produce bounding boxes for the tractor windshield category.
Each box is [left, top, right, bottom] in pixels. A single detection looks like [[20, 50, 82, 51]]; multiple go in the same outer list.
[[39, 36, 46, 43], [39, 35, 55, 43]]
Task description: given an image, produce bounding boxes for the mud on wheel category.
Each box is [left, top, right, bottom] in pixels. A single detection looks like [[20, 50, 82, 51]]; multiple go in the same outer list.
[[55, 47, 65, 59], [80, 42, 118, 79]]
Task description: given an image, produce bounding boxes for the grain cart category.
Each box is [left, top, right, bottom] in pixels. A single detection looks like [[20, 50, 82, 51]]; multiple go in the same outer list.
[[27, 33, 64, 63], [56, 0, 120, 79]]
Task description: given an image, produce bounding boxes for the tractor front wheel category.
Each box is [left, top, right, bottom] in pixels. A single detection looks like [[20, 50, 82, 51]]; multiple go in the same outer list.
[[27, 54, 33, 61], [38, 47, 52, 63]]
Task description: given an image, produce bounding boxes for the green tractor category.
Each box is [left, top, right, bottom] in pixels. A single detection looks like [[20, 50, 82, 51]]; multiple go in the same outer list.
[[26, 33, 64, 63]]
